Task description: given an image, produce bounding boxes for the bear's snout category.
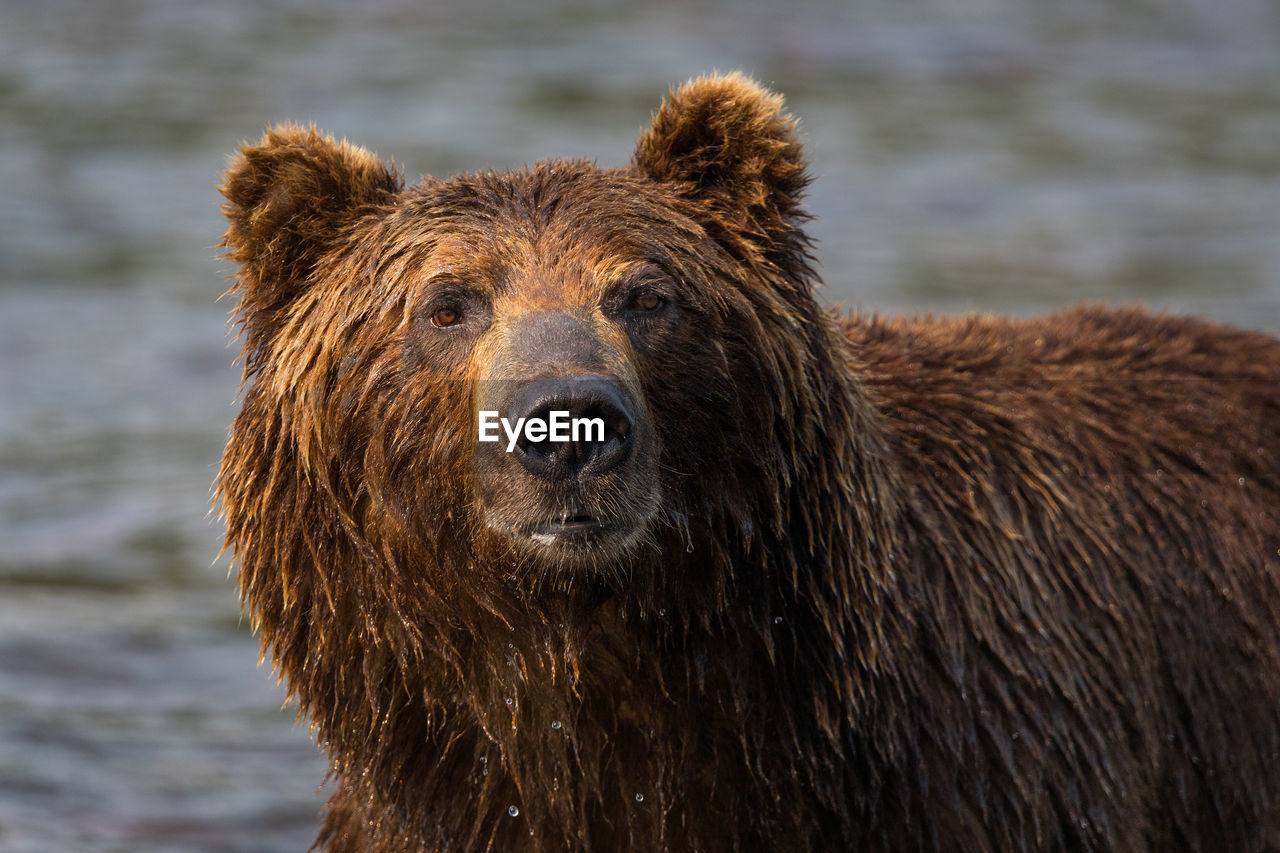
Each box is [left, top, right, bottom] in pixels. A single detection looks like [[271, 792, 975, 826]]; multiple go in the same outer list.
[[471, 310, 659, 562], [505, 375, 634, 481]]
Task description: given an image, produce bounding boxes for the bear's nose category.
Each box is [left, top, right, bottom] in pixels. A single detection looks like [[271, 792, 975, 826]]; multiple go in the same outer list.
[[507, 376, 634, 481]]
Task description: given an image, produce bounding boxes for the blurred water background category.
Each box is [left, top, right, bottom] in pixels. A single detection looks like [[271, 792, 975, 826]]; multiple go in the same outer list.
[[1, 1, 1278, 850]]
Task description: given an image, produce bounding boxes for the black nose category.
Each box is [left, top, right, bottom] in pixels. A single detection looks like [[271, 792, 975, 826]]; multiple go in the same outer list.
[[507, 376, 634, 480]]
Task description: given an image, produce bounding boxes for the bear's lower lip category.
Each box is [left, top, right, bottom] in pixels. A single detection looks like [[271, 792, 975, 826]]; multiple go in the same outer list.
[[528, 515, 610, 544]]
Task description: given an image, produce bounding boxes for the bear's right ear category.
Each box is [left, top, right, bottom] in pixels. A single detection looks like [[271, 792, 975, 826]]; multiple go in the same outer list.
[[219, 124, 401, 363]]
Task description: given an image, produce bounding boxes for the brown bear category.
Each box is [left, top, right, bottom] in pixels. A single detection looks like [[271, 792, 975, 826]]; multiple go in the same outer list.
[[217, 73, 1280, 851]]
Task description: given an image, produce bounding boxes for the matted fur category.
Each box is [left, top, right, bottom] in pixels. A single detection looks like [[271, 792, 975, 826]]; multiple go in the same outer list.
[[217, 73, 1280, 851]]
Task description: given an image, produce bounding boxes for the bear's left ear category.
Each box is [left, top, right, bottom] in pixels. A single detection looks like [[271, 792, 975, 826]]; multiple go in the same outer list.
[[220, 124, 402, 366], [633, 73, 811, 270]]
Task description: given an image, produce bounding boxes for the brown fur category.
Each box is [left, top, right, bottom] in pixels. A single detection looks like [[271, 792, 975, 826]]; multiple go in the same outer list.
[[217, 73, 1280, 851]]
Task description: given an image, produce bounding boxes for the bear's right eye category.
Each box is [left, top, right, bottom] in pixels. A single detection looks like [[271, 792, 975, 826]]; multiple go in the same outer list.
[[431, 305, 462, 328]]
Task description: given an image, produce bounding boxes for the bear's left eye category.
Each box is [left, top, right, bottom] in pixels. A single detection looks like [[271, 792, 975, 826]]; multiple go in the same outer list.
[[605, 268, 678, 327], [630, 292, 663, 312], [431, 305, 462, 327]]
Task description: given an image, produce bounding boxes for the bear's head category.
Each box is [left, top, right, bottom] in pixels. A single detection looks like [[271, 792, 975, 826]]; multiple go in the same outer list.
[[218, 72, 889, 679]]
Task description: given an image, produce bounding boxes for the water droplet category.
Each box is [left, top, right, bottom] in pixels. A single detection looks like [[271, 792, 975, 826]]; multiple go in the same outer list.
[[635, 793, 644, 802], [773, 616, 783, 625], [658, 609, 666, 617], [551, 720, 562, 730], [508, 805, 520, 817], [686, 543, 694, 553]]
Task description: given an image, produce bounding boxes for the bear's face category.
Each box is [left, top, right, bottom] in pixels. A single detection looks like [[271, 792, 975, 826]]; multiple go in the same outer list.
[[221, 73, 820, 586], [396, 166, 703, 568]]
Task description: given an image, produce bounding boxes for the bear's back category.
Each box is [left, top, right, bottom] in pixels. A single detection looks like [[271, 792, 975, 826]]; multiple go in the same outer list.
[[842, 304, 1280, 849]]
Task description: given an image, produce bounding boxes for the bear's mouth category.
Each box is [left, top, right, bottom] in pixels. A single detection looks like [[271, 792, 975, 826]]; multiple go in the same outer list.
[[481, 491, 660, 567], [527, 513, 613, 545]]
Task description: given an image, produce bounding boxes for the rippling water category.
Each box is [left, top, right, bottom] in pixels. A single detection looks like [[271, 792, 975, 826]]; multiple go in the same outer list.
[[2, 1, 1278, 849]]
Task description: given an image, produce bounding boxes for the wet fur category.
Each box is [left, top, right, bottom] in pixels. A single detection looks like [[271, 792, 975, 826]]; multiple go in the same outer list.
[[217, 74, 1280, 851]]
